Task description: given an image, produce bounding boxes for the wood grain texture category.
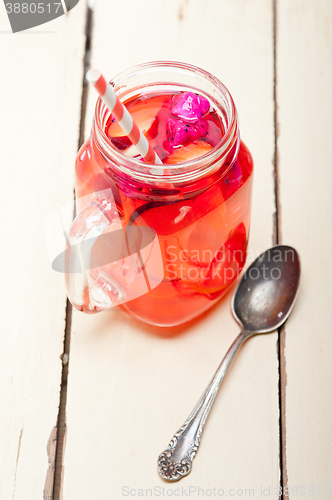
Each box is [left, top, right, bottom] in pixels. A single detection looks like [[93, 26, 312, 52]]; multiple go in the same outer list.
[[62, 1, 280, 498], [0, 4, 86, 499], [277, 0, 332, 495]]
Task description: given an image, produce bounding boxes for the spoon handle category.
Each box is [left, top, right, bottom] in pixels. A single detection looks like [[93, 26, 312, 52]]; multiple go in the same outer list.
[[157, 330, 249, 482]]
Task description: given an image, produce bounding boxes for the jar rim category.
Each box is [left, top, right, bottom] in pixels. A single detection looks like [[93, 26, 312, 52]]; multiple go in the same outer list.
[[92, 60, 239, 183]]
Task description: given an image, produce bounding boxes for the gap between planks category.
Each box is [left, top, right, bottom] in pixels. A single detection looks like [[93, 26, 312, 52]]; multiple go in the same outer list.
[[273, 0, 288, 497], [51, 5, 94, 500]]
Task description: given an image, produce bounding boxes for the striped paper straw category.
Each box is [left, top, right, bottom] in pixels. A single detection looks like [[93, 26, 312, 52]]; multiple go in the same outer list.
[[87, 69, 163, 174]]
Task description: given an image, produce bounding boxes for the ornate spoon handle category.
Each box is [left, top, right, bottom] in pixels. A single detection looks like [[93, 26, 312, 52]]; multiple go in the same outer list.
[[157, 330, 250, 481]]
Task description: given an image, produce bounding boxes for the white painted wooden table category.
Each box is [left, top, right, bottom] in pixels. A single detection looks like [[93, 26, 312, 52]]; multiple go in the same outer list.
[[1, 1, 331, 499]]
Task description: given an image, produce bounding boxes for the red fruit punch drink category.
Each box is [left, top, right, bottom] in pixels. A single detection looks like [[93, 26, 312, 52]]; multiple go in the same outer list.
[[72, 62, 253, 327]]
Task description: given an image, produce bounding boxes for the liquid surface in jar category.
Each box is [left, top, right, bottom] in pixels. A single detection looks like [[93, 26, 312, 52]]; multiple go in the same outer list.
[[105, 90, 225, 164]]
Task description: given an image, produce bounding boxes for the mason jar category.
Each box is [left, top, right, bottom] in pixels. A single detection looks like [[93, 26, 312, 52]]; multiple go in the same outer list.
[[65, 61, 254, 327]]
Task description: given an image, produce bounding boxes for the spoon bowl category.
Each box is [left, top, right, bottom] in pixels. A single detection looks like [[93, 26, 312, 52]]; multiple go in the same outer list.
[[232, 245, 300, 333]]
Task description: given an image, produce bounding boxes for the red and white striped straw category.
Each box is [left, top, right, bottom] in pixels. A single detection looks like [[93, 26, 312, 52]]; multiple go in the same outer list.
[[87, 69, 163, 174]]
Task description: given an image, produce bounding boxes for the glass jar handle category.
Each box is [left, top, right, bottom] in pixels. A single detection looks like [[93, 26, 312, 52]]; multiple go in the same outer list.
[[65, 192, 127, 313]]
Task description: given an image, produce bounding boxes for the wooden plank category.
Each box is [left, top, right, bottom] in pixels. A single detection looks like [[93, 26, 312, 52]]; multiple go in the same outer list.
[[0, 4, 87, 499], [64, 0, 280, 498], [277, 0, 332, 495]]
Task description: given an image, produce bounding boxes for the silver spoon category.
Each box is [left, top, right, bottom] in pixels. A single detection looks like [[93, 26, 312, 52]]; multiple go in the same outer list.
[[158, 245, 300, 482]]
